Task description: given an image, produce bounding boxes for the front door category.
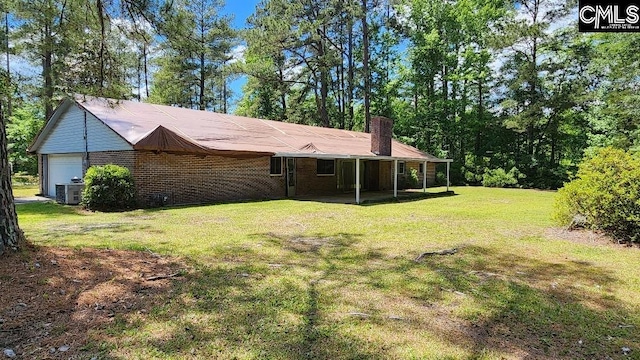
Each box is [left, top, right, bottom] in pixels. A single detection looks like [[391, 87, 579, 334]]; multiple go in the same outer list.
[[286, 158, 296, 197]]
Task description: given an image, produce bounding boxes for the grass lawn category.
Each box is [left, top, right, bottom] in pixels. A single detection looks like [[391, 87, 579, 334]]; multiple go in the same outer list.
[[12, 184, 39, 198], [14, 187, 640, 359]]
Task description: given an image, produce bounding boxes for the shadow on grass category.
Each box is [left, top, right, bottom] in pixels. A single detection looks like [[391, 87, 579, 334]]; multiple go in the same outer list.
[[411, 245, 639, 359], [16, 202, 85, 218], [93, 236, 639, 359], [359, 190, 457, 206]]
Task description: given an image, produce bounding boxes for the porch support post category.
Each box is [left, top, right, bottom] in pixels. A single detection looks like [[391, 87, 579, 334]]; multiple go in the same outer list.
[[355, 157, 360, 204], [393, 159, 398, 198], [423, 161, 427, 192], [446, 161, 450, 191]]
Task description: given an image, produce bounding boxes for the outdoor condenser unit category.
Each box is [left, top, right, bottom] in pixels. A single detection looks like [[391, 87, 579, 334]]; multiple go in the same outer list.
[[55, 183, 85, 205]]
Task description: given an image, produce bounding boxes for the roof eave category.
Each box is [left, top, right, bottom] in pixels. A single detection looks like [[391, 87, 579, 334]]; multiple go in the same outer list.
[[273, 152, 452, 162]]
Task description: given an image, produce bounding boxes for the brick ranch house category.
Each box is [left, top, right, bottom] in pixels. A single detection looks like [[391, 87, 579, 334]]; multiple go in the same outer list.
[[29, 96, 451, 206]]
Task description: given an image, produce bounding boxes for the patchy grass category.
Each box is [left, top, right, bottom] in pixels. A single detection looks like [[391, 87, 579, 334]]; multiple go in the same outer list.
[[9, 187, 640, 359]]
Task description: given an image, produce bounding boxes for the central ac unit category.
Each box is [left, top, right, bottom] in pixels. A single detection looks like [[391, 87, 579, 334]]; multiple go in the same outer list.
[[55, 183, 85, 205]]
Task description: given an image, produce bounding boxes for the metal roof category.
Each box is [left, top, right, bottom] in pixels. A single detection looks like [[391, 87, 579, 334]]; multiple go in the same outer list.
[[33, 95, 450, 162]]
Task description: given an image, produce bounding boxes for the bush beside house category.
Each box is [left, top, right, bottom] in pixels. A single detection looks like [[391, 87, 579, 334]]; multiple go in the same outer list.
[[82, 164, 136, 211]]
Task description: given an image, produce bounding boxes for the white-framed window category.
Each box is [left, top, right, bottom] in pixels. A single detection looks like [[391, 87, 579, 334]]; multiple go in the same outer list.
[[270, 157, 283, 176], [317, 159, 335, 176], [398, 161, 405, 174]]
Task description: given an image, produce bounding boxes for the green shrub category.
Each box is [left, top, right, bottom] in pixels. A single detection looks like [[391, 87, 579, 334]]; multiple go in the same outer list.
[[408, 168, 420, 188], [482, 167, 522, 188], [462, 154, 489, 185], [554, 147, 640, 243], [436, 171, 447, 186], [82, 164, 136, 211]]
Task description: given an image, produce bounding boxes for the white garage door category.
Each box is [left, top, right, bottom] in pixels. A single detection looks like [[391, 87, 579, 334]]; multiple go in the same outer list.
[[48, 154, 83, 196]]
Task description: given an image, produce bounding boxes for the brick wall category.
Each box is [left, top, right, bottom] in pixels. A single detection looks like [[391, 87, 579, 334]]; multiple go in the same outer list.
[[379, 160, 393, 190], [371, 116, 393, 156], [134, 152, 285, 206], [427, 162, 436, 186], [88, 150, 285, 207], [295, 158, 337, 196], [85, 150, 440, 207], [89, 151, 136, 173], [37, 154, 44, 195]]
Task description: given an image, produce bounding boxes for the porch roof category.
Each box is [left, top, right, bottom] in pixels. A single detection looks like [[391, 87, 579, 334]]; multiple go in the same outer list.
[[273, 152, 451, 163]]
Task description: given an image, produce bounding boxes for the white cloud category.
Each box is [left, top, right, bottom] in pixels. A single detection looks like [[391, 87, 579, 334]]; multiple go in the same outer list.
[[227, 44, 246, 64]]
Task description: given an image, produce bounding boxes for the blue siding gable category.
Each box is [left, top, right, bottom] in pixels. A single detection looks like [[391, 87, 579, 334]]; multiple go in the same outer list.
[[38, 104, 132, 154]]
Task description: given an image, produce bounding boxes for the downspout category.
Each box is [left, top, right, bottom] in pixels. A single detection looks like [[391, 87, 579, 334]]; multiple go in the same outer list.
[[83, 111, 89, 175]]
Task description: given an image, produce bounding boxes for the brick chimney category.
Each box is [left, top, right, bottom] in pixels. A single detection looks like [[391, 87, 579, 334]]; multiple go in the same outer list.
[[370, 116, 393, 156]]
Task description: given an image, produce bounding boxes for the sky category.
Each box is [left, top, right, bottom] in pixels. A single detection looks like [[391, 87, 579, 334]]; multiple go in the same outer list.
[[223, 0, 260, 30], [221, 0, 261, 108]]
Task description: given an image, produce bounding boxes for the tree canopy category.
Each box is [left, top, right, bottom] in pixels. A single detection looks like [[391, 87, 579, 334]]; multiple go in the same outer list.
[[1, 0, 638, 190]]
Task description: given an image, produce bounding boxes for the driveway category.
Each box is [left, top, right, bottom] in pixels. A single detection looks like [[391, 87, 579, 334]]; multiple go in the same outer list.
[[15, 196, 53, 204]]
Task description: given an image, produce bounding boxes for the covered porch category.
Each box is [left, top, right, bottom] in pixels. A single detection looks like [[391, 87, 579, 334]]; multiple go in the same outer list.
[[276, 153, 452, 204]]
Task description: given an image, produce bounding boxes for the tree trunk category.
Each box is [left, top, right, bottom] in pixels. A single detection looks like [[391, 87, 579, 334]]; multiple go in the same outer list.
[[97, 0, 106, 93], [222, 77, 227, 114], [317, 26, 329, 128], [143, 42, 149, 98], [199, 53, 206, 110], [4, 12, 10, 116], [0, 103, 25, 255], [361, 0, 371, 133], [347, 18, 354, 130], [43, 20, 54, 120]]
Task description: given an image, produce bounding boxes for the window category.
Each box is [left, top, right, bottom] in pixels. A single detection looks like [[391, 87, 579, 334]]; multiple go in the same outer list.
[[419, 163, 424, 174], [398, 161, 405, 174], [270, 157, 282, 176], [317, 159, 335, 176]]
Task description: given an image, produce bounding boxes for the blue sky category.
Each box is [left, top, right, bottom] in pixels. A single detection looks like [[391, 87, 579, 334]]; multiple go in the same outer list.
[[222, 0, 261, 108], [223, 0, 260, 29]]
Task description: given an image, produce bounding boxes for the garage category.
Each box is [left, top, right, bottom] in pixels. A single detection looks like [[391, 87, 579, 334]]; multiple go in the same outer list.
[[47, 154, 83, 196]]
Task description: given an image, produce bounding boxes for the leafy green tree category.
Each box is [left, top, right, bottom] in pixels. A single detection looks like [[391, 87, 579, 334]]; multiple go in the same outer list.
[[397, 0, 506, 184], [12, 0, 80, 118], [242, 0, 361, 128], [585, 33, 640, 152], [151, 0, 235, 111], [6, 104, 43, 175]]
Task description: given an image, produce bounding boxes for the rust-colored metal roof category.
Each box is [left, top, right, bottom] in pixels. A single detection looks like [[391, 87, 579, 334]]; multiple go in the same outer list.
[[74, 95, 448, 161]]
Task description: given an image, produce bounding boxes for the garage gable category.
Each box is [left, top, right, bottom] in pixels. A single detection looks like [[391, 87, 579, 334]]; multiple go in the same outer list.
[[37, 102, 132, 154]]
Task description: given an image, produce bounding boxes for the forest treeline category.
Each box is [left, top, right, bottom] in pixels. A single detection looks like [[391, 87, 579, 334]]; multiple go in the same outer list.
[[0, 0, 638, 188]]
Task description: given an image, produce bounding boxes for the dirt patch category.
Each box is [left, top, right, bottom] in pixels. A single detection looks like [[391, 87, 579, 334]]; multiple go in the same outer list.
[[546, 227, 639, 249], [0, 244, 185, 359]]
